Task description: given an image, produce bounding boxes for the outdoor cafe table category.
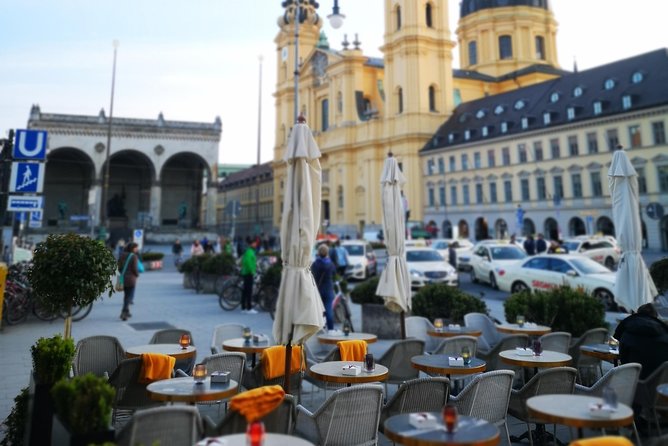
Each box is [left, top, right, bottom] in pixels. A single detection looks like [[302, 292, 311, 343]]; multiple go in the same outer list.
[[499, 349, 571, 372], [496, 323, 551, 336], [411, 355, 486, 377], [527, 394, 635, 439], [308, 361, 388, 386], [317, 332, 378, 344], [384, 413, 500, 446], [196, 433, 314, 445], [222, 338, 273, 367], [146, 376, 238, 404], [126, 344, 197, 361], [580, 343, 620, 366], [427, 327, 482, 338]]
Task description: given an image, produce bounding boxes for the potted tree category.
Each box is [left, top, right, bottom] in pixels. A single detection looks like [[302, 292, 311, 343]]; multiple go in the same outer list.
[[28, 233, 117, 339], [411, 284, 488, 324], [350, 276, 403, 339]]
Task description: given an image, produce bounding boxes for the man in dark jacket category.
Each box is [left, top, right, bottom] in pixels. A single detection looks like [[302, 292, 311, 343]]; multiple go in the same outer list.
[[535, 233, 547, 254], [523, 235, 536, 255], [614, 303, 668, 379]]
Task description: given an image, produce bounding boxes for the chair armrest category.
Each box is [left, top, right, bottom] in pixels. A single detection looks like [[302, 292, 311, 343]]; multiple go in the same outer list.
[[202, 415, 218, 437], [211, 347, 218, 355], [294, 405, 319, 445], [174, 369, 189, 377], [574, 383, 592, 395]]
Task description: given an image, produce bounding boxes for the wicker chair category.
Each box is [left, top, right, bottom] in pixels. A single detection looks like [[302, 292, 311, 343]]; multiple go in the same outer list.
[[210, 323, 245, 354], [295, 384, 384, 446], [72, 335, 125, 378], [206, 394, 297, 436], [405, 316, 439, 353], [245, 353, 302, 402], [508, 367, 577, 446], [149, 328, 195, 374], [304, 346, 342, 404], [432, 335, 478, 357], [575, 362, 642, 443], [376, 339, 425, 393], [478, 334, 529, 372], [538, 331, 572, 354], [194, 352, 246, 415], [569, 327, 609, 385], [380, 377, 450, 433], [634, 361, 668, 436], [108, 357, 164, 428], [116, 405, 203, 446], [463, 312, 504, 353], [449, 370, 515, 446]]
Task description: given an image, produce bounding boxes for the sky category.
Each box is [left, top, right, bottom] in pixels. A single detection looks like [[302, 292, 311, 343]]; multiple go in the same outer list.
[[1, 1, 667, 166]]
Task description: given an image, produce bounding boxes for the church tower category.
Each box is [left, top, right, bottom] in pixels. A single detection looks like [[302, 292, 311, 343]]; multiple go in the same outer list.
[[456, 0, 559, 77]]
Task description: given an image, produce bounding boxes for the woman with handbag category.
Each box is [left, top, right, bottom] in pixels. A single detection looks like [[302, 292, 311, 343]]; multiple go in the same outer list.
[[118, 242, 140, 321], [311, 244, 337, 333]]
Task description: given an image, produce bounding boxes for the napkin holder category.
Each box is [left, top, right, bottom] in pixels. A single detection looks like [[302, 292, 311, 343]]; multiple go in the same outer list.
[[342, 365, 361, 376], [211, 371, 230, 383], [516, 347, 534, 356], [252, 334, 269, 345], [447, 324, 461, 331], [409, 412, 438, 429], [448, 356, 464, 366], [524, 322, 537, 328], [588, 402, 615, 418]]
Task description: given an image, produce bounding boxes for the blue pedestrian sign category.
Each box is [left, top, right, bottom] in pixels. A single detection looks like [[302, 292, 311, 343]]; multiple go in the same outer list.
[[13, 130, 47, 160], [7, 195, 43, 212], [9, 162, 45, 193], [29, 210, 43, 228]]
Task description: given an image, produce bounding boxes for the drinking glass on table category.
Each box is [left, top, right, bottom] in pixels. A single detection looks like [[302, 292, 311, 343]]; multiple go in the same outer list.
[[442, 403, 458, 433], [516, 314, 525, 328], [434, 318, 444, 332], [461, 346, 471, 365]]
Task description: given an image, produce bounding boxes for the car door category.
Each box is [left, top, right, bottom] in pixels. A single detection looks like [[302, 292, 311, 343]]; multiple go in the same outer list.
[[546, 258, 576, 290], [522, 257, 556, 291], [476, 246, 493, 278]]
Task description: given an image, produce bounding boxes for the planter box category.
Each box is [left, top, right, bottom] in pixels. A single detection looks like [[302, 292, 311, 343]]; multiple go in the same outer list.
[[182, 272, 225, 294], [361, 303, 402, 339], [51, 415, 114, 446], [27, 374, 54, 446], [146, 260, 163, 270]]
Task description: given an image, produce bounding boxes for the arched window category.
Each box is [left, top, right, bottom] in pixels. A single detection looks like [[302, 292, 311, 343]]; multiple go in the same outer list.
[[396, 5, 402, 30], [397, 87, 404, 114], [428, 85, 436, 112], [468, 41, 478, 65], [425, 3, 433, 28], [499, 35, 513, 60]]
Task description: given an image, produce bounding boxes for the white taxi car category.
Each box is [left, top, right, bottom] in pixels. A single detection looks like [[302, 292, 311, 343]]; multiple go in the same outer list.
[[562, 236, 621, 269], [498, 254, 619, 311], [430, 238, 475, 271], [406, 247, 458, 289], [469, 242, 527, 289], [342, 240, 377, 280]]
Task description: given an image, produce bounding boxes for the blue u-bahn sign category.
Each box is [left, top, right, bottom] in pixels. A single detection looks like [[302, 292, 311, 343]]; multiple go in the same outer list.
[[13, 129, 47, 160]]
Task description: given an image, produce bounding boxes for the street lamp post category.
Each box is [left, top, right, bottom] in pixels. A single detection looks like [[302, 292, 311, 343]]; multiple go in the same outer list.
[[100, 40, 119, 242]]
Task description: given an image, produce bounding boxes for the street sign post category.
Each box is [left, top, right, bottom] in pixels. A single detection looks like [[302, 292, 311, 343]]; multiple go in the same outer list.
[[7, 196, 43, 212], [133, 229, 144, 251], [13, 130, 47, 160], [646, 202, 665, 220], [29, 210, 43, 228], [9, 162, 45, 193]]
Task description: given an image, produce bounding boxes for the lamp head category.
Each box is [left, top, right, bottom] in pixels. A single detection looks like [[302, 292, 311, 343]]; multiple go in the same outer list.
[[327, 0, 345, 29]]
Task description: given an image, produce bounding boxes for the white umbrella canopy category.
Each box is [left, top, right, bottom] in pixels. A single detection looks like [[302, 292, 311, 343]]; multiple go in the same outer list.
[[608, 149, 658, 311], [272, 121, 325, 346], [376, 154, 411, 318]]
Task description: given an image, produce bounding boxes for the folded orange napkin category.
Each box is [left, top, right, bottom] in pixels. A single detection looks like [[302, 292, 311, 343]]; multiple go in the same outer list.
[[337, 340, 367, 362], [139, 353, 175, 384], [262, 345, 303, 380], [569, 437, 633, 446], [230, 385, 286, 422]]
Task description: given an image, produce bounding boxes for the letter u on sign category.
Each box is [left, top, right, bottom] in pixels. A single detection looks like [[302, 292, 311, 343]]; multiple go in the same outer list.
[[13, 130, 47, 160]]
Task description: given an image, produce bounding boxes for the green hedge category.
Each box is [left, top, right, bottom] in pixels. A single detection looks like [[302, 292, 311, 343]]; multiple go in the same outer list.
[[504, 286, 607, 337], [649, 257, 668, 295], [411, 284, 487, 324], [350, 276, 384, 305], [179, 253, 236, 275], [261, 262, 283, 288], [140, 251, 164, 261]]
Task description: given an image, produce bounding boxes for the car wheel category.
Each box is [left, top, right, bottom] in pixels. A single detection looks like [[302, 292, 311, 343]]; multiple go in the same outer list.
[[471, 269, 479, 283], [604, 257, 615, 270], [489, 273, 498, 290], [511, 281, 529, 294], [594, 288, 618, 312]]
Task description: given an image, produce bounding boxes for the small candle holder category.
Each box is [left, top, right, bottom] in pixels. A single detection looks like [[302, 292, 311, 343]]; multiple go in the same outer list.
[[608, 337, 619, 351], [243, 327, 252, 344], [193, 363, 207, 384], [343, 321, 351, 336], [461, 346, 471, 366], [246, 421, 265, 446], [179, 334, 191, 350], [434, 318, 444, 332], [516, 315, 525, 328]]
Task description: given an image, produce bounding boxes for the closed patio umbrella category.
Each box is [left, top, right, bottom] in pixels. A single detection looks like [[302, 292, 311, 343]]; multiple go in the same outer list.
[[376, 153, 411, 338], [608, 148, 658, 311], [272, 117, 325, 389]]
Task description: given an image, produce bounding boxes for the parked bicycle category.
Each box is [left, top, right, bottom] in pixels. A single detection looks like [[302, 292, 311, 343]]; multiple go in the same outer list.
[[218, 267, 278, 315], [332, 279, 354, 332]]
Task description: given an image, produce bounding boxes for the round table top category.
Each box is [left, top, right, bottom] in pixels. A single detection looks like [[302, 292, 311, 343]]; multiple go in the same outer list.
[[222, 337, 273, 353], [317, 332, 378, 344], [527, 394, 634, 429], [384, 413, 500, 446], [658, 383, 668, 400], [499, 350, 571, 368], [411, 355, 486, 376], [580, 344, 619, 362], [125, 344, 196, 360], [428, 328, 482, 338], [496, 324, 551, 336], [308, 361, 388, 384], [146, 377, 238, 403], [196, 433, 314, 446]]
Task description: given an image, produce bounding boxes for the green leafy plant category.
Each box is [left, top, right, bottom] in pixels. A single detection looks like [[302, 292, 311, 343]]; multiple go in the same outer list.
[[261, 262, 283, 288], [140, 251, 164, 261], [649, 257, 668, 295], [31, 335, 76, 387], [0, 387, 29, 446], [504, 286, 607, 337], [29, 233, 117, 338], [370, 241, 386, 250], [411, 284, 488, 323], [52, 374, 115, 436], [202, 252, 236, 275], [350, 276, 384, 305]]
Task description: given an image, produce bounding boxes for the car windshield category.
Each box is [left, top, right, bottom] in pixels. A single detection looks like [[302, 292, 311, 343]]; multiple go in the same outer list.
[[563, 241, 580, 251], [489, 246, 526, 260], [570, 257, 611, 274], [407, 250, 444, 262], [343, 245, 364, 256], [432, 241, 447, 249]]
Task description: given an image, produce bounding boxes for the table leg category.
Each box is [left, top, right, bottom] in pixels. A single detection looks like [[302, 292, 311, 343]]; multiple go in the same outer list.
[[510, 424, 566, 446], [251, 353, 257, 368]]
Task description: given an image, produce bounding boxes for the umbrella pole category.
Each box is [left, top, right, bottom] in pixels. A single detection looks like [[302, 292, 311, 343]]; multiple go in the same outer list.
[[283, 326, 294, 392], [400, 311, 406, 340]]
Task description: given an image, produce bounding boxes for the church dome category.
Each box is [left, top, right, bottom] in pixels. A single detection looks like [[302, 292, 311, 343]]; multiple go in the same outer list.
[[460, 0, 549, 18]]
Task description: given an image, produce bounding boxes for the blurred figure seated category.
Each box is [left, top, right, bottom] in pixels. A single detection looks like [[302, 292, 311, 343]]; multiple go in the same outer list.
[[614, 303, 668, 379]]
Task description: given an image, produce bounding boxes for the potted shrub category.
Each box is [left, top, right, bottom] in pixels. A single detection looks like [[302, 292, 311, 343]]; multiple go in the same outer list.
[[0, 387, 29, 446], [28, 233, 117, 339], [180, 252, 236, 293], [51, 374, 115, 446], [350, 276, 402, 339], [140, 251, 165, 270], [411, 284, 488, 324]]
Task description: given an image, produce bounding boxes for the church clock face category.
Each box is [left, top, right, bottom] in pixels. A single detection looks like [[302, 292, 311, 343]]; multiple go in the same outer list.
[[312, 52, 328, 81]]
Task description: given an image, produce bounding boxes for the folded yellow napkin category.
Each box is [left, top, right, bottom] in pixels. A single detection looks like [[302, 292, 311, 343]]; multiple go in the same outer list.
[[569, 437, 633, 446], [337, 340, 367, 362], [230, 385, 286, 422], [139, 353, 175, 384], [262, 345, 303, 380]]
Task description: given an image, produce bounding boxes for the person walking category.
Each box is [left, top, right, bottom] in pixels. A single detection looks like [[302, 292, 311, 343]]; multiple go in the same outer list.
[[172, 238, 184, 265], [334, 240, 349, 277], [190, 239, 204, 256], [312, 244, 337, 333], [118, 242, 140, 321], [240, 240, 258, 314], [523, 235, 536, 255], [448, 241, 458, 270], [535, 233, 547, 254]]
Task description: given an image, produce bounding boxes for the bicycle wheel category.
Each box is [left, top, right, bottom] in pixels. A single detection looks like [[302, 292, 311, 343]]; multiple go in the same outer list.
[[257, 285, 277, 316], [5, 294, 30, 325], [219, 284, 242, 311], [214, 275, 234, 297], [71, 302, 93, 322], [33, 300, 58, 322]]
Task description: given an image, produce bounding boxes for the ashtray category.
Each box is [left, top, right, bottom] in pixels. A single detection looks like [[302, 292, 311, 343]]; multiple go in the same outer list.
[[211, 371, 230, 383], [409, 412, 438, 429], [588, 403, 616, 418], [448, 356, 464, 366], [341, 365, 361, 376], [515, 347, 534, 356]]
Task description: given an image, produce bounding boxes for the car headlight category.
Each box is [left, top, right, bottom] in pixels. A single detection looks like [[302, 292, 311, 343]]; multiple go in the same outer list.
[[410, 269, 424, 277], [353, 263, 363, 270]]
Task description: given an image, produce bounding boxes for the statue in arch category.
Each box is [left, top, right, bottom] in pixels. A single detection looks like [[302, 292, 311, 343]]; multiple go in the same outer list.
[[58, 200, 68, 219], [178, 201, 188, 220]]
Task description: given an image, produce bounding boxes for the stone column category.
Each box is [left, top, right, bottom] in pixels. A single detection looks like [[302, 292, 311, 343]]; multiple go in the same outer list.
[[150, 181, 162, 227], [205, 182, 218, 227]]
